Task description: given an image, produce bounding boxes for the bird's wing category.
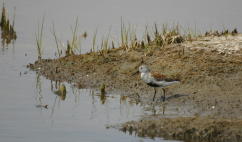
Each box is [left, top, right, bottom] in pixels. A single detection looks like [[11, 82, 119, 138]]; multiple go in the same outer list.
[[152, 72, 180, 82], [151, 72, 167, 81]]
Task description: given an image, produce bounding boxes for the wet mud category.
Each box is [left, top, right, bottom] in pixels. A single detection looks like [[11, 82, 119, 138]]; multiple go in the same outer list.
[[120, 117, 242, 142]]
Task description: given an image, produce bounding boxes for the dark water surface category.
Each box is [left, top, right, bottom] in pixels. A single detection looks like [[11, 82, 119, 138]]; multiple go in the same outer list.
[[1, 0, 242, 141]]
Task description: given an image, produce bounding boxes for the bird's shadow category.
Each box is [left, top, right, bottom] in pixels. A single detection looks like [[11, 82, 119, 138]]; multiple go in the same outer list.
[[162, 94, 188, 101]]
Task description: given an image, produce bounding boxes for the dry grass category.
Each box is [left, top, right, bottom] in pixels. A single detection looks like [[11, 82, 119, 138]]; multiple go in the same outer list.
[[34, 17, 239, 58]]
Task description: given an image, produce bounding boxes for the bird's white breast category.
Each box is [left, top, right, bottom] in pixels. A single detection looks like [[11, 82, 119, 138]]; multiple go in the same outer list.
[[140, 72, 153, 83]]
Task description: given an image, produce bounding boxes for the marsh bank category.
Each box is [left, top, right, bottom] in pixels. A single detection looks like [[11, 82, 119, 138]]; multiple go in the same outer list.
[[28, 34, 242, 142]]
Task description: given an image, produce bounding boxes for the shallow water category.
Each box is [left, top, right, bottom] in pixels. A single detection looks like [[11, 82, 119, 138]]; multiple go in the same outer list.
[[1, 0, 242, 141], [0, 47, 178, 142]]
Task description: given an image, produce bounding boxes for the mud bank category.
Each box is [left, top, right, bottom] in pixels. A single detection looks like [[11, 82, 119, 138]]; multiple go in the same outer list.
[[120, 117, 242, 142], [28, 34, 242, 141]]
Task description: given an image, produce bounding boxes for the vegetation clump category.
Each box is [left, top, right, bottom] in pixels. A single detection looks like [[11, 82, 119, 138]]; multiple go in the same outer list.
[[119, 23, 185, 51], [205, 28, 238, 37], [0, 2, 17, 47]]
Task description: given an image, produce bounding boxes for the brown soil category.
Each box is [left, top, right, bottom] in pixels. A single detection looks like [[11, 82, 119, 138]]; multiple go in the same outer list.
[[120, 117, 242, 142], [28, 34, 242, 142]]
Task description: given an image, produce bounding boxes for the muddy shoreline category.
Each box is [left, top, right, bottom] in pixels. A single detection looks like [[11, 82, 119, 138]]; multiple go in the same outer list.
[[119, 117, 242, 142], [28, 35, 242, 142]]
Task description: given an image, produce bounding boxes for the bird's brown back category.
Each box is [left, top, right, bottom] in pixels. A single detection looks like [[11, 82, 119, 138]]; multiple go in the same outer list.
[[152, 72, 180, 82]]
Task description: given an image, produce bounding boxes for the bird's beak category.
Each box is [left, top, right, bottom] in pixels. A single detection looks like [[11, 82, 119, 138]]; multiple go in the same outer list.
[[132, 71, 139, 76]]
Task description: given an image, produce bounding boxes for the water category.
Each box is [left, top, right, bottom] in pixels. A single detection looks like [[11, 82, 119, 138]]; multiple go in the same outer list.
[[0, 48, 176, 142], [1, 0, 242, 141]]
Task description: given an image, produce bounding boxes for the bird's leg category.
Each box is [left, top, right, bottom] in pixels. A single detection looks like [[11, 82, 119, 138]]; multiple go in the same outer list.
[[153, 88, 157, 101], [162, 104, 166, 115], [162, 88, 166, 102]]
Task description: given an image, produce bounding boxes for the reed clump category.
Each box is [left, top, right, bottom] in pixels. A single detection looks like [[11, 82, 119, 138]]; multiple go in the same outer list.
[[118, 23, 186, 52], [205, 28, 238, 37], [119, 18, 140, 50], [35, 17, 241, 59], [152, 24, 184, 47], [65, 18, 84, 56], [0, 3, 17, 46]]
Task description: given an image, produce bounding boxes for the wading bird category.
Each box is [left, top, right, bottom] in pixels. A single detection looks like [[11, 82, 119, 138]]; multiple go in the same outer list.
[[136, 65, 180, 101]]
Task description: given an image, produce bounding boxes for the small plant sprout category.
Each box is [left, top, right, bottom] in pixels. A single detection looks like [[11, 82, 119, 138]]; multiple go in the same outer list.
[[51, 23, 61, 57], [92, 29, 98, 52], [120, 17, 129, 49], [99, 27, 111, 55], [67, 17, 81, 55], [35, 16, 45, 60]]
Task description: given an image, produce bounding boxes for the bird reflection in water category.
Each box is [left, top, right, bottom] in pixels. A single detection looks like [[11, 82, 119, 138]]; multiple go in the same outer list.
[[145, 103, 166, 116]]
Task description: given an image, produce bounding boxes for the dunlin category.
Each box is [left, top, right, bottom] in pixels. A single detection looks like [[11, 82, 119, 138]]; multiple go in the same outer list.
[[137, 65, 180, 101]]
